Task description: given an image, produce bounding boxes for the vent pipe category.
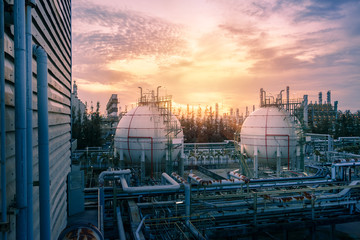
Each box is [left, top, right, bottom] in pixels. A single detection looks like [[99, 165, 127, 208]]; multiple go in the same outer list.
[[34, 45, 51, 240], [138, 87, 142, 102], [156, 86, 161, 101]]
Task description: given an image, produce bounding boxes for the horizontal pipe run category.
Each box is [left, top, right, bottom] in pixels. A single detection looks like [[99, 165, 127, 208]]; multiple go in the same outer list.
[[188, 173, 247, 186], [228, 169, 250, 183], [120, 173, 180, 193], [98, 169, 131, 186]]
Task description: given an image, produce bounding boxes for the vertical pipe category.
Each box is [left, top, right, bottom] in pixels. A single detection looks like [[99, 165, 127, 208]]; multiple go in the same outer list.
[[99, 187, 104, 235], [34, 45, 50, 240], [185, 183, 190, 219], [276, 146, 281, 177], [140, 150, 145, 182], [296, 146, 300, 170], [1, 1, 8, 239], [179, 141, 184, 176], [26, 2, 35, 239], [254, 146, 258, 179], [286, 86, 289, 111], [253, 193, 257, 226], [14, 0, 28, 238], [303, 95, 308, 128], [119, 149, 124, 168]]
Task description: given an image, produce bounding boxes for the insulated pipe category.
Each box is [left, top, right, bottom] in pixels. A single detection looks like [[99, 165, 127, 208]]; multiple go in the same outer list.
[[26, 2, 35, 239], [228, 170, 250, 183], [188, 173, 247, 186], [98, 169, 131, 186], [120, 173, 180, 193], [1, 1, 7, 239], [14, 0, 28, 237], [34, 45, 50, 240]]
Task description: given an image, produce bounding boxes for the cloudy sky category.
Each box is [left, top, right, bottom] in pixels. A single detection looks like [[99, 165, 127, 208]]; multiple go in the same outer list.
[[72, 0, 360, 114]]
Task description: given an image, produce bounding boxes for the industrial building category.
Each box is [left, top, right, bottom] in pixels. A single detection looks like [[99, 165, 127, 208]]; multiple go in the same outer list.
[[2, 1, 360, 239], [106, 94, 119, 119], [71, 81, 86, 121], [1, 0, 72, 239]]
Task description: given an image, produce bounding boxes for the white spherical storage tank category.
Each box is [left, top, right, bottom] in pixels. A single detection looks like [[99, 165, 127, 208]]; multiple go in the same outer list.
[[114, 105, 183, 176], [240, 106, 301, 169]]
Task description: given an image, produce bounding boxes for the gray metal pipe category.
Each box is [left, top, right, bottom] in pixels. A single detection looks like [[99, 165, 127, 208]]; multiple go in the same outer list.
[[120, 173, 180, 193], [186, 220, 206, 240], [1, 0, 7, 239], [14, 0, 28, 237], [34, 45, 50, 240], [135, 215, 149, 240], [98, 169, 131, 186], [116, 207, 126, 240], [26, 1, 35, 239], [185, 183, 190, 219], [188, 173, 246, 185]]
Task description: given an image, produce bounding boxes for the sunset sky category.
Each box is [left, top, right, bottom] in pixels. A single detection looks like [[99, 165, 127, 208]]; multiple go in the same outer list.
[[72, 0, 360, 114]]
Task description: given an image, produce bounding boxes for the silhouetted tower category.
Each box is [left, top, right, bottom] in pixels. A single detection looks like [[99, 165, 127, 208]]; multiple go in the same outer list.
[[327, 90, 331, 104], [286, 86, 290, 110], [319, 92, 322, 105], [215, 103, 219, 121]]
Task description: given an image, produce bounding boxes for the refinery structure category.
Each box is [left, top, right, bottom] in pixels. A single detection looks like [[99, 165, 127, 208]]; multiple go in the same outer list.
[[1, 1, 360, 240], [65, 86, 360, 239]]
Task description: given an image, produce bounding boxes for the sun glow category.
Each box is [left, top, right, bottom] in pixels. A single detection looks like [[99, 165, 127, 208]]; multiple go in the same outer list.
[[107, 57, 158, 75]]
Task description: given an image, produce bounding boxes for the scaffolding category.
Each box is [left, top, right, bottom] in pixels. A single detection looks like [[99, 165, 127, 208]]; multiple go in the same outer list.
[[137, 87, 183, 175]]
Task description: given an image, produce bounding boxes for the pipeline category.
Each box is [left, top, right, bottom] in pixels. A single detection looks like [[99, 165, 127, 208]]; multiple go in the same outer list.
[[135, 214, 149, 240], [116, 207, 126, 240], [120, 173, 180, 193], [14, 0, 28, 237], [188, 173, 247, 186], [228, 169, 250, 183], [26, 1, 35, 239], [186, 220, 206, 240], [34, 45, 50, 240], [1, 0, 7, 239], [171, 172, 188, 184], [98, 169, 131, 186]]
